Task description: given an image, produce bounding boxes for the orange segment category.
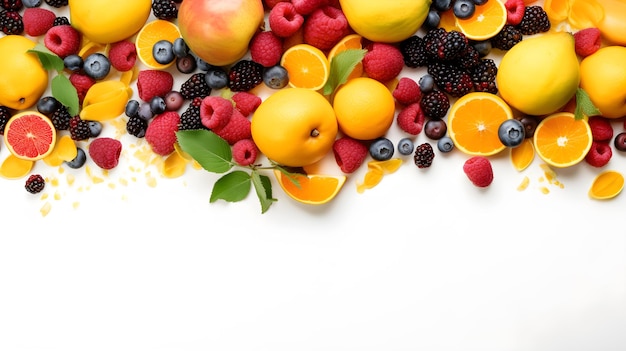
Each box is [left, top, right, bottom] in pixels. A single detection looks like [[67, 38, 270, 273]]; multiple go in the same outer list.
[[439, 8, 460, 31], [280, 43, 330, 90], [135, 19, 181, 70], [448, 92, 513, 156], [455, 0, 507, 41], [533, 112, 593, 168], [328, 34, 363, 81], [274, 169, 346, 205], [589, 170, 624, 200], [3, 111, 56, 161], [510, 138, 535, 171]]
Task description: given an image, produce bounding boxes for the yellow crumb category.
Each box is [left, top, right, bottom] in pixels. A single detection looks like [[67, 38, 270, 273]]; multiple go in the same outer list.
[[540, 186, 550, 194], [40, 202, 52, 217], [72, 202, 80, 209], [517, 176, 530, 191]]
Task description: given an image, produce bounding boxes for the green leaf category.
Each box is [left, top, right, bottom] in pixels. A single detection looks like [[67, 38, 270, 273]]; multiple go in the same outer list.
[[28, 44, 64, 72], [210, 170, 251, 203], [176, 129, 233, 173], [323, 48, 367, 96], [251, 171, 276, 214], [51, 74, 80, 116], [575, 87, 601, 120]]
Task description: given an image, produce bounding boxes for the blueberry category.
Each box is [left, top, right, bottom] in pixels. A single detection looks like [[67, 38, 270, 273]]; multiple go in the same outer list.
[[83, 53, 111, 80], [176, 53, 197, 74], [424, 119, 447, 140], [614, 132, 626, 152], [397, 138, 415, 156], [172, 37, 189, 58], [137, 102, 154, 121], [369, 137, 395, 161], [164, 91, 184, 111], [263, 65, 289, 89], [437, 136, 455, 153], [150, 96, 167, 115], [519, 115, 539, 139], [472, 40, 492, 57], [63, 54, 83, 72], [37, 96, 60, 116], [423, 10, 441, 29], [65, 147, 87, 169], [498, 119, 526, 147], [472, 0, 488, 5], [433, 0, 453, 11], [418, 74, 435, 93], [152, 40, 175, 65], [22, 0, 43, 7], [454, 0, 476, 19], [205, 67, 229, 89], [194, 54, 214, 72], [88, 121, 102, 137], [125, 99, 140, 118]]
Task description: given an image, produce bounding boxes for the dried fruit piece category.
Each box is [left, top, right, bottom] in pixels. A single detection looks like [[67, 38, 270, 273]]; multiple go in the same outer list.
[[589, 170, 624, 200], [510, 138, 534, 171]]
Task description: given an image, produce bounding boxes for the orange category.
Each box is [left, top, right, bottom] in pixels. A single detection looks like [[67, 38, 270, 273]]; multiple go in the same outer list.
[[4, 111, 57, 161], [280, 43, 330, 90], [135, 19, 181, 70], [447, 92, 513, 156], [327, 34, 364, 81], [533, 112, 593, 168], [439, 8, 460, 32], [589, 170, 624, 200], [455, 0, 507, 41], [274, 170, 346, 205]]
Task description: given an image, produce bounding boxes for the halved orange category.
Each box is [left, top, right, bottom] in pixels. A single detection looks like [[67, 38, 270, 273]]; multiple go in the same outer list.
[[4, 111, 57, 161], [280, 43, 330, 91], [455, 0, 507, 41], [274, 169, 346, 205], [135, 19, 181, 70], [589, 170, 624, 200], [533, 112, 593, 168], [328, 34, 363, 81], [448, 92, 513, 156]]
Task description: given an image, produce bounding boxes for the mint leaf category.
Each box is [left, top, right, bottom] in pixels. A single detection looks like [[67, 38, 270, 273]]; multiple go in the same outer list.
[[575, 87, 601, 120], [51, 74, 80, 116], [323, 48, 367, 96], [210, 170, 251, 203], [176, 129, 233, 173], [28, 44, 64, 72], [251, 171, 276, 213]]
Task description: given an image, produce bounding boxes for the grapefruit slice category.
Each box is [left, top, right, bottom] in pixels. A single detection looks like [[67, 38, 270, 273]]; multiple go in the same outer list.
[[4, 111, 57, 161]]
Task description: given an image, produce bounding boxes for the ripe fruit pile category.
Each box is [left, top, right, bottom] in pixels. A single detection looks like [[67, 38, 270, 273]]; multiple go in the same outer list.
[[1, 0, 626, 213]]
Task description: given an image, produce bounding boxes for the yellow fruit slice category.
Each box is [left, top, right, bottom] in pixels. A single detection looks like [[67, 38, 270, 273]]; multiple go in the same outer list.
[[367, 158, 403, 174], [80, 80, 133, 121], [455, 0, 507, 41], [280, 43, 330, 91], [356, 168, 384, 194], [160, 151, 188, 178], [568, 0, 605, 29], [448, 92, 513, 156], [274, 169, 346, 205], [533, 112, 593, 168], [510, 138, 535, 171], [4, 111, 56, 161], [0, 154, 34, 179], [543, 0, 570, 23], [43, 135, 78, 167], [589, 170, 624, 200], [135, 19, 181, 70], [328, 34, 364, 81]]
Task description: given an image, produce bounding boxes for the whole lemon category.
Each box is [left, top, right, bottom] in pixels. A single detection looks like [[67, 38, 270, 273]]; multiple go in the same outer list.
[[580, 46, 626, 119], [0, 35, 48, 110], [69, 0, 152, 44], [251, 88, 338, 167], [333, 77, 395, 140]]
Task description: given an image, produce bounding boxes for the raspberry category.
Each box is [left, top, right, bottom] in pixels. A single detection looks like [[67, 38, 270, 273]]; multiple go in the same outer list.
[[200, 96, 233, 130], [574, 27, 601, 57], [69, 115, 91, 141], [179, 72, 212, 100], [69, 72, 95, 105], [108, 40, 137, 72], [362, 42, 405, 83], [152, 0, 178, 20], [231, 91, 262, 117], [396, 102, 426, 135], [232, 138, 259, 166], [292, 0, 328, 15], [137, 69, 174, 102], [213, 109, 252, 145], [228, 60, 264, 92], [25, 174, 45, 194], [249, 30, 283, 67], [588, 116, 613, 142], [145, 111, 180, 156], [303, 6, 350, 51], [420, 90, 450, 119], [463, 156, 493, 187], [504, 0, 525, 26], [585, 141, 612, 168], [0, 10, 22, 35], [413, 143, 435, 168], [393, 77, 422, 106], [88, 137, 122, 170], [43, 24, 80, 58], [22, 7, 55, 36], [268, 2, 304, 38], [332, 136, 368, 174], [263, 0, 289, 9]]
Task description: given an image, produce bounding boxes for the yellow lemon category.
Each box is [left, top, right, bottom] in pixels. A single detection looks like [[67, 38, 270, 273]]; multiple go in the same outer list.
[[580, 46, 626, 119], [0, 35, 48, 110]]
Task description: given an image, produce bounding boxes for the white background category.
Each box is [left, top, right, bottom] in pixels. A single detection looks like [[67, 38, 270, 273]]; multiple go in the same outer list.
[[1, 1, 626, 350]]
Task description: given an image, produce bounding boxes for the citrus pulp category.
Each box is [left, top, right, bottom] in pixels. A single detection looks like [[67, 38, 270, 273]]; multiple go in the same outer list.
[[274, 170, 346, 205], [4, 111, 57, 161], [533, 112, 593, 168], [280, 44, 330, 91]]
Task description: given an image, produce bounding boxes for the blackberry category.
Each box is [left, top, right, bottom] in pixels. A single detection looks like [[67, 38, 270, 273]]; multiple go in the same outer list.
[[427, 61, 473, 98], [44, 0, 67, 8], [399, 35, 430, 68], [179, 72, 211, 100], [1, 1, 22, 11], [414, 143, 435, 168], [490, 25, 523, 51], [516, 6, 550, 35], [456, 45, 481, 70], [53, 16, 69, 26], [228, 59, 264, 92], [423, 28, 468, 61], [0, 105, 11, 134], [0, 10, 22, 35], [25, 174, 45, 194], [179, 103, 204, 131], [420, 90, 450, 119], [152, 0, 178, 20], [126, 115, 148, 138], [470, 58, 498, 94], [69, 115, 91, 141], [49, 105, 72, 130]]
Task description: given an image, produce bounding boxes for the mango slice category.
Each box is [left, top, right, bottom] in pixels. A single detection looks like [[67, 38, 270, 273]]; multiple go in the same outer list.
[[589, 170, 624, 200], [43, 135, 78, 167], [80, 80, 133, 121], [0, 154, 34, 179]]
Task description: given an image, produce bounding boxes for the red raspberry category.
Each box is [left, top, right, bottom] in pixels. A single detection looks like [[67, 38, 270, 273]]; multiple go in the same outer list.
[[292, 0, 329, 15], [250, 30, 284, 67], [232, 138, 259, 166], [463, 156, 493, 187], [588, 116, 613, 142], [263, 0, 288, 9], [136, 69, 174, 102], [213, 109, 252, 145], [585, 141, 612, 167], [268, 2, 305, 38], [504, 0, 525, 26], [43, 24, 81, 58], [396, 103, 425, 135], [200, 96, 233, 130], [303, 6, 350, 51], [108, 40, 137, 72], [574, 27, 602, 57], [23, 7, 56, 37], [88, 137, 122, 170], [363, 42, 404, 82], [393, 77, 422, 105], [145, 111, 180, 156], [332, 136, 368, 174], [232, 91, 262, 117], [69, 72, 95, 105]]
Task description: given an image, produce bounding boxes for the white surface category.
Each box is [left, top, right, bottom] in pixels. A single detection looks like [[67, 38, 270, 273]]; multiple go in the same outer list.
[[1, 1, 626, 350]]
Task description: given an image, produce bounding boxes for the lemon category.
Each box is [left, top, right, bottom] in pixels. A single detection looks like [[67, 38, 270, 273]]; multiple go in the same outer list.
[[0, 35, 48, 110]]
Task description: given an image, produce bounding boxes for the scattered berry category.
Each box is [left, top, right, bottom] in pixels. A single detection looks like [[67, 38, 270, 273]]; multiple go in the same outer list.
[[393, 77, 422, 105], [332, 136, 368, 173], [69, 115, 91, 141], [175, 53, 197, 74], [573, 27, 602, 57], [396, 102, 425, 135], [37, 96, 61, 117], [149, 96, 167, 115], [399, 35, 430, 68], [469, 58, 498, 94], [108, 40, 137, 72], [263, 64, 289, 89], [164, 90, 184, 111], [82, 52, 111, 80], [498, 118, 525, 147], [519, 115, 539, 139], [25, 174, 45, 194], [463, 156, 493, 187], [43, 24, 80, 58], [427, 61, 473, 97], [152, 39, 175, 65], [0, 10, 23, 35], [126, 115, 148, 138], [152, 0, 178, 20], [490, 24, 523, 51], [423, 28, 468, 61], [65, 147, 87, 169], [424, 119, 448, 140], [397, 138, 414, 156], [516, 5, 550, 35], [205, 67, 229, 90], [88, 137, 122, 170], [363, 42, 405, 82], [453, 0, 475, 19], [63, 54, 83, 72], [369, 137, 395, 161], [137, 69, 174, 102], [49, 105, 71, 130], [179, 98, 204, 131], [292, 0, 328, 15], [585, 141, 612, 168], [145, 111, 180, 156], [232, 138, 259, 166], [437, 136, 455, 153], [413, 142, 435, 168], [420, 90, 450, 119], [22, 7, 55, 36], [614, 132, 626, 152], [303, 5, 350, 51], [45, 0, 68, 8]]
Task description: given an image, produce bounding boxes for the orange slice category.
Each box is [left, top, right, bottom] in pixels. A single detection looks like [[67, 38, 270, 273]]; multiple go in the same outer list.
[[510, 138, 535, 171], [439, 8, 460, 32], [274, 169, 346, 205], [135, 19, 181, 70], [455, 0, 507, 41], [448, 92, 513, 156], [589, 170, 624, 200], [328, 34, 364, 81], [280, 43, 330, 90], [533, 112, 593, 168], [4, 111, 56, 161]]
